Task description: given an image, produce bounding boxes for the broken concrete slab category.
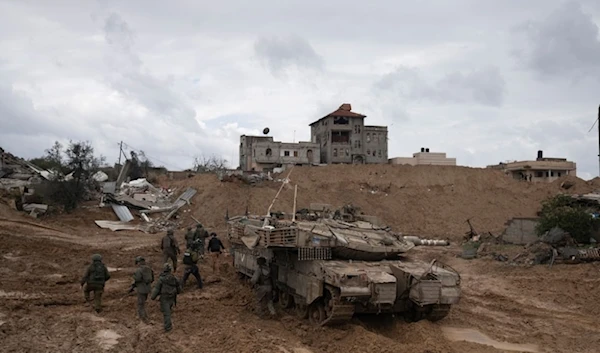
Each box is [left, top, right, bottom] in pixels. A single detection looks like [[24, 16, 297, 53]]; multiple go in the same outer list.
[[133, 193, 157, 202], [110, 204, 134, 222], [22, 204, 48, 214], [94, 220, 146, 232]]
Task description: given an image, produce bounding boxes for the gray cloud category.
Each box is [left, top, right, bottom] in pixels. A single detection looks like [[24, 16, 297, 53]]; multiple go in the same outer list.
[[254, 34, 324, 76], [375, 66, 506, 107], [512, 1, 600, 78]]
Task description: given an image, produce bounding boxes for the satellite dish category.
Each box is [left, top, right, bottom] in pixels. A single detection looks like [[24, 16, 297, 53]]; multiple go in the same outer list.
[[263, 127, 270, 135]]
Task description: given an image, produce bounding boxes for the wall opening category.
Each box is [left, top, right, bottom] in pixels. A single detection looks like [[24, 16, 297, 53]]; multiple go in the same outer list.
[[334, 117, 349, 124], [332, 130, 350, 143], [266, 148, 272, 156], [307, 149, 313, 162]]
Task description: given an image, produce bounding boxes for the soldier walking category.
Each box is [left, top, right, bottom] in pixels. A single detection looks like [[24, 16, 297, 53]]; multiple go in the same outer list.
[[161, 229, 180, 272], [151, 263, 182, 332], [207, 232, 225, 273], [251, 257, 276, 318], [180, 240, 203, 289], [184, 226, 195, 249], [194, 223, 209, 255], [80, 254, 111, 313], [129, 256, 154, 323]]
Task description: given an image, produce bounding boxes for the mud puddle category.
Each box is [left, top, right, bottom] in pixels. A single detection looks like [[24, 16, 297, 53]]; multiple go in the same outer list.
[[96, 329, 122, 350], [442, 327, 539, 352]]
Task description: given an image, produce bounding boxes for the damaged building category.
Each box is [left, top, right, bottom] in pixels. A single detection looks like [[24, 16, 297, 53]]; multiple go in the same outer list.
[[239, 136, 320, 172], [389, 148, 457, 166], [487, 150, 576, 182], [310, 103, 388, 164]]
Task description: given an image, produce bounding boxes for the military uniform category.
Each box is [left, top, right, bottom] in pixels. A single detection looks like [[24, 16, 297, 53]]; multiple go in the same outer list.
[[161, 230, 180, 272], [251, 257, 276, 317], [207, 234, 225, 273], [184, 227, 195, 249], [193, 224, 209, 255], [80, 254, 111, 313], [151, 263, 182, 332], [131, 256, 154, 322], [181, 244, 203, 289]]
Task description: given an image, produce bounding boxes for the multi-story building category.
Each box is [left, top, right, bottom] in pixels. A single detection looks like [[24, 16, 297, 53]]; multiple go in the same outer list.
[[487, 150, 576, 182], [309, 103, 388, 164], [389, 148, 457, 166], [239, 135, 320, 172]]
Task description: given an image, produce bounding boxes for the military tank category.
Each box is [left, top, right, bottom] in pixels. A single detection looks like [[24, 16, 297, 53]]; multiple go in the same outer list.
[[227, 204, 461, 326]]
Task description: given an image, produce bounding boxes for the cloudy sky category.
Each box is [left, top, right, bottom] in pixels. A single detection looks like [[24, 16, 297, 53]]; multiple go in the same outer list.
[[1, 0, 600, 178]]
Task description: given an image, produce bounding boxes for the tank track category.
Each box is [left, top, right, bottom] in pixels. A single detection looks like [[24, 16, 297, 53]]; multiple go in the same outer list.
[[426, 304, 451, 322], [321, 303, 355, 326]]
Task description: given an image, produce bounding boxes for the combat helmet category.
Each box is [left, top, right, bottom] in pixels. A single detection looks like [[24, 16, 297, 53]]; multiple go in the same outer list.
[[135, 256, 145, 264], [163, 263, 173, 272], [167, 229, 174, 236], [91, 254, 102, 261]]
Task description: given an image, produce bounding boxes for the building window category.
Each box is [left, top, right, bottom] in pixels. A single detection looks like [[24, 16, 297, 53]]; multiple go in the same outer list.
[[378, 150, 382, 157], [284, 150, 290, 157], [367, 149, 370, 155], [331, 130, 350, 143], [293, 151, 298, 157], [345, 149, 349, 156], [266, 148, 272, 156], [535, 171, 544, 178], [550, 171, 554, 177], [333, 148, 338, 157], [357, 140, 361, 148], [334, 117, 349, 124], [372, 150, 376, 156], [558, 172, 562, 177], [354, 125, 361, 133], [366, 133, 371, 143]]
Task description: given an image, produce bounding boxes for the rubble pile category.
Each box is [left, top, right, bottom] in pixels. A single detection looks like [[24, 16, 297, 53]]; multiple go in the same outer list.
[[218, 170, 273, 184], [97, 177, 197, 233], [0, 148, 54, 217]]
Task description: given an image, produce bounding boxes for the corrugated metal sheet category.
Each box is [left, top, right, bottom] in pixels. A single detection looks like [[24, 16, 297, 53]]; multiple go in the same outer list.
[[111, 204, 134, 222], [163, 188, 197, 221], [177, 187, 197, 202]]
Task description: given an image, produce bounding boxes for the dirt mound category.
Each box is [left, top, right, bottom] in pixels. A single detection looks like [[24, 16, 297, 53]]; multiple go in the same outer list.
[[549, 175, 594, 195], [163, 165, 589, 239]]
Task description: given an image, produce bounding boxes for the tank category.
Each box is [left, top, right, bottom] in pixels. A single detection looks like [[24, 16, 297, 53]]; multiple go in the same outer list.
[[227, 204, 461, 326]]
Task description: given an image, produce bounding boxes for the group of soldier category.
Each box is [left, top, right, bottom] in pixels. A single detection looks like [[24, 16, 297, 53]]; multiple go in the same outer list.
[[79, 223, 234, 332]]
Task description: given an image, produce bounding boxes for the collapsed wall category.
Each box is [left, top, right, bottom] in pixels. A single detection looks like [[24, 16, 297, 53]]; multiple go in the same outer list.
[[161, 164, 596, 240]]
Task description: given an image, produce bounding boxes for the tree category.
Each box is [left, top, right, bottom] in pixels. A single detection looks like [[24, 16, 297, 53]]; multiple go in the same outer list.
[[192, 155, 228, 173], [46, 141, 105, 212], [29, 141, 65, 172], [128, 150, 154, 180], [535, 194, 595, 243]]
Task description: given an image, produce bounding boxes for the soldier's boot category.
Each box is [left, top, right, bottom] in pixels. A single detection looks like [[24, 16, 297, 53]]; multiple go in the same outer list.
[[267, 301, 276, 316]]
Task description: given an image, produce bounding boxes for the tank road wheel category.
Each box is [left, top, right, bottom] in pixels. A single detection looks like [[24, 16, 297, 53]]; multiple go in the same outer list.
[[279, 290, 294, 309], [404, 305, 427, 323], [308, 301, 327, 325], [295, 304, 308, 319]]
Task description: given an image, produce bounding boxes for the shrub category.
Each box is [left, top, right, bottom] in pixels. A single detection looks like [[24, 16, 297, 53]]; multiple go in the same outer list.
[[535, 195, 593, 243]]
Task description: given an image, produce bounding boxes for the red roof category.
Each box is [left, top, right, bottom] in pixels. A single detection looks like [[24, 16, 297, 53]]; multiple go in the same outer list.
[[309, 103, 366, 126]]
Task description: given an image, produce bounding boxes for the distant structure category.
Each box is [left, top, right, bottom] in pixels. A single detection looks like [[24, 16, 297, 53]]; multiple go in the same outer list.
[[239, 135, 319, 172], [309, 103, 388, 164], [389, 148, 457, 166], [239, 103, 389, 171], [487, 150, 576, 182]]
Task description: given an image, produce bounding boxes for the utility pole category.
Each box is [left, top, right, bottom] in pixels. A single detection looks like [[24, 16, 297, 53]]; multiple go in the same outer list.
[[598, 105, 600, 177], [118, 141, 123, 166]]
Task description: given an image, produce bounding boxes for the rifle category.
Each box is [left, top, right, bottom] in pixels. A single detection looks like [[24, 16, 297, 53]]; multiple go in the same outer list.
[[119, 284, 136, 301]]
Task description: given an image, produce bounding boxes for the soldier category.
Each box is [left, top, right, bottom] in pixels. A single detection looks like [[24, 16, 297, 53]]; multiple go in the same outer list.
[[207, 232, 225, 273], [161, 229, 180, 272], [184, 227, 195, 249], [194, 223, 209, 255], [80, 253, 111, 313], [128, 256, 154, 323], [180, 240, 203, 289], [151, 263, 182, 332], [250, 256, 276, 318]]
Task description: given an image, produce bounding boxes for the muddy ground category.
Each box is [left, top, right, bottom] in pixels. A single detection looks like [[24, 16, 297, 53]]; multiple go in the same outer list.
[[1, 211, 600, 353]]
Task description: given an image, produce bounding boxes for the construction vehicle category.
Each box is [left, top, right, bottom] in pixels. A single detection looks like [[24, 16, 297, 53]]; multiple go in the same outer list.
[[227, 203, 461, 326]]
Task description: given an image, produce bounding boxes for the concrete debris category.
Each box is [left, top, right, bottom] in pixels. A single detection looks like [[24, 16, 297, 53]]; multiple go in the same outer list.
[[92, 171, 109, 182], [403, 236, 449, 246], [218, 170, 273, 184], [111, 204, 134, 222], [94, 220, 147, 232], [22, 203, 48, 218]]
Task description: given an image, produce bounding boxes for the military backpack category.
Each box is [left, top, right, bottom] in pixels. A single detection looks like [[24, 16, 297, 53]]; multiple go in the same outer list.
[[90, 262, 106, 282]]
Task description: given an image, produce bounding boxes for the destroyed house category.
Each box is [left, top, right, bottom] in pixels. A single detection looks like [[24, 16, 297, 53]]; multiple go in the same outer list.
[[239, 135, 320, 172], [309, 103, 388, 165]]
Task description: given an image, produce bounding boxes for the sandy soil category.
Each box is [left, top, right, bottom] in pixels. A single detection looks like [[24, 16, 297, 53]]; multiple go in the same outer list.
[[1, 165, 599, 353]]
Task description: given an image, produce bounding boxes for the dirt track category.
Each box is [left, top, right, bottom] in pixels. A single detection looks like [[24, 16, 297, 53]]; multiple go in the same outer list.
[[1, 165, 600, 352]]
